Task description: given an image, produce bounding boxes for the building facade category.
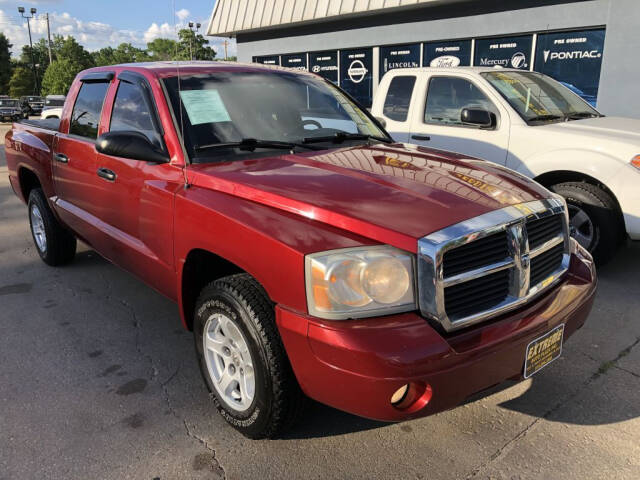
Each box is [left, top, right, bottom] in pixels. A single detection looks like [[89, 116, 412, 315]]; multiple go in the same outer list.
[[208, 0, 639, 117]]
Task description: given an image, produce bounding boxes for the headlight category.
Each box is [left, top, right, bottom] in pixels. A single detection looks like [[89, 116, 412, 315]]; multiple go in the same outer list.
[[305, 245, 416, 319]]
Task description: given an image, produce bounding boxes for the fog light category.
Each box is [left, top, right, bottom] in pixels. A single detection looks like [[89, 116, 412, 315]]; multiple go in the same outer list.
[[391, 384, 409, 405]]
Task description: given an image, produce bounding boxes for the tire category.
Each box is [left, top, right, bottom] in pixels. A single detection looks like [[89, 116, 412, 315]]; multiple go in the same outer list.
[[28, 188, 77, 266], [194, 273, 303, 439], [549, 181, 621, 264]]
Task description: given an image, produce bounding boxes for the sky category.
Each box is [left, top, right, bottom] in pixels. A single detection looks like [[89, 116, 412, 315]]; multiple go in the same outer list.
[[0, 0, 237, 57]]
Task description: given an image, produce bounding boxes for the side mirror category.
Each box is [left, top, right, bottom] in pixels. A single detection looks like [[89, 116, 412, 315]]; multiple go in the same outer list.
[[461, 108, 495, 128], [96, 131, 169, 164], [375, 116, 387, 129]]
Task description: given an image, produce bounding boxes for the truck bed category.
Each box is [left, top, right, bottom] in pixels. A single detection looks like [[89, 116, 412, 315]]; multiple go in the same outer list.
[[20, 117, 60, 132]]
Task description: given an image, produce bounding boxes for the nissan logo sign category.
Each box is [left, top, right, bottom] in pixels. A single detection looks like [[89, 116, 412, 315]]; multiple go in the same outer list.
[[347, 60, 368, 83], [510, 52, 527, 69]]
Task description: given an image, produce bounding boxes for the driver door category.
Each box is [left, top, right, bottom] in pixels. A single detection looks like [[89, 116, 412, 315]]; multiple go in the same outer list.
[[409, 74, 511, 164]]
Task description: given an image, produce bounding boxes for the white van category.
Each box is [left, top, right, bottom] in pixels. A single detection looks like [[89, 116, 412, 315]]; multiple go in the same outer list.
[[371, 67, 640, 263]]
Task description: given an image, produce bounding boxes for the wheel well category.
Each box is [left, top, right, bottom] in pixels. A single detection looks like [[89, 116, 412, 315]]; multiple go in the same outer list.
[[181, 249, 245, 330], [18, 167, 41, 201], [534, 170, 625, 229]]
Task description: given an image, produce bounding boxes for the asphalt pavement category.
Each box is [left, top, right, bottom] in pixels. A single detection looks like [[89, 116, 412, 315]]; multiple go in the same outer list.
[[0, 123, 639, 480]]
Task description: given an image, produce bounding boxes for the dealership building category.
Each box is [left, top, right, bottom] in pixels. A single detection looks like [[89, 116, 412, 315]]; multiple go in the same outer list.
[[207, 0, 639, 117]]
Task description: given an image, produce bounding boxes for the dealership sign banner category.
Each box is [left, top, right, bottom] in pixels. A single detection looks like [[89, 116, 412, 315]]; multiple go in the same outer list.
[[474, 35, 533, 69], [309, 51, 339, 83], [379, 43, 420, 78], [253, 55, 280, 65], [424, 39, 472, 67], [281, 53, 308, 71], [534, 29, 605, 107], [340, 48, 373, 107]]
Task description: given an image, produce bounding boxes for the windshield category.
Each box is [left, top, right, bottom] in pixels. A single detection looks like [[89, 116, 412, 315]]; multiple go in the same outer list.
[[27, 96, 43, 103], [481, 71, 600, 124], [163, 71, 387, 162], [0, 100, 19, 108], [45, 98, 65, 107]]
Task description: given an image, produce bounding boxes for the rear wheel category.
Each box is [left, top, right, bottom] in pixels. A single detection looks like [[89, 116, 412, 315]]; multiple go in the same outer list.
[[28, 188, 76, 266], [194, 274, 303, 439], [550, 181, 621, 264]]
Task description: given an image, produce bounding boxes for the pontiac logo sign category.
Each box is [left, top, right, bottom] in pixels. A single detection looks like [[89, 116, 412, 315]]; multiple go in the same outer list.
[[348, 60, 368, 83]]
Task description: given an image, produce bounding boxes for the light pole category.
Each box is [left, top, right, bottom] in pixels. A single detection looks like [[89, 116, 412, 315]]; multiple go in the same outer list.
[[188, 22, 201, 61], [18, 6, 39, 94]]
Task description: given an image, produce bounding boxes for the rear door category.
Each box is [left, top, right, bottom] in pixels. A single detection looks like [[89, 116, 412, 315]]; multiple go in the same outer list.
[[376, 74, 418, 143], [408, 73, 511, 164], [53, 74, 112, 243], [90, 71, 181, 298]]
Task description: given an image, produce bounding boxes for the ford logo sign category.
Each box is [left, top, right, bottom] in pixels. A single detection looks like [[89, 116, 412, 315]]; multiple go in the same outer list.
[[510, 52, 527, 69], [430, 55, 461, 68], [347, 60, 368, 84]]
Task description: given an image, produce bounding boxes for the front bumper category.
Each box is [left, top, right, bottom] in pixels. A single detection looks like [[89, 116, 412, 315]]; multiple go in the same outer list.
[[609, 164, 640, 240], [277, 248, 596, 422]]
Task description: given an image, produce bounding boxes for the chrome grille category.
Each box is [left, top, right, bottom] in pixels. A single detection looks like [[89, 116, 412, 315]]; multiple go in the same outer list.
[[418, 198, 570, 332]]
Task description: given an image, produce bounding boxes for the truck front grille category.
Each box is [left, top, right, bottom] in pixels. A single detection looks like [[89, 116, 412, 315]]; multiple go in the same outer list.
[[418, 199, 570, 332]]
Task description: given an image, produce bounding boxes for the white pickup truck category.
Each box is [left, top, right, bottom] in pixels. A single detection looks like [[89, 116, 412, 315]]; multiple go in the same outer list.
[[371, 67, 640, 263]]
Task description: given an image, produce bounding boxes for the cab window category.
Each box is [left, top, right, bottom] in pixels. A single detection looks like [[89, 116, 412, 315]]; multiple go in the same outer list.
[[69, 82, 109, 139], [383, 76, 416, 122], [110, 81, 160, 146], [424, 77, 496, 126]]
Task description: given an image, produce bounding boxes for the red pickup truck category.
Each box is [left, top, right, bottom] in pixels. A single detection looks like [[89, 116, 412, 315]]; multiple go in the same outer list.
[[5, 62, 596, 439]]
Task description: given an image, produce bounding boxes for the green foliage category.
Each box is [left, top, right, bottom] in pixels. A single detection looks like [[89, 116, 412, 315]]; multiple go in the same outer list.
[[41, 58, 83, 96], [177, 29, 216, 61], [57, 36, 95, 70], [93, 43, 150, 66], [9, 66, 36, 97], [0, 33, 12, 95], [147, 38, 179, 61]]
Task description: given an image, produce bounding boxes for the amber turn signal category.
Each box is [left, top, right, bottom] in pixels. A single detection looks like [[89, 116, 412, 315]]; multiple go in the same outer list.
[[631, 155, 640, 170]]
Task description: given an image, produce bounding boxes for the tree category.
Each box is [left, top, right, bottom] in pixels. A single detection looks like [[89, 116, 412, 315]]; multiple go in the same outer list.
[[9, 66, 36, 98], [93, 43, 149, 66], [57, 36, 95, 70], [147, 38, 179, 61], [177, 29, 216, 60], [0, 33, 12, 95], [41, 58, 82, 96]]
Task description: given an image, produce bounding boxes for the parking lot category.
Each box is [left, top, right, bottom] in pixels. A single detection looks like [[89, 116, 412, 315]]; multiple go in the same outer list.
[[0, 122, 638, 479]]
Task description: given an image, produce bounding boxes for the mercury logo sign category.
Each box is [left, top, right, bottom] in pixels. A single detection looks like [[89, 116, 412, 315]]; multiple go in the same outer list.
[[543, 50, 602, 62], [347, 60, 368, 83], [510, 52, 527, 68], [430, 55, 461, 67]]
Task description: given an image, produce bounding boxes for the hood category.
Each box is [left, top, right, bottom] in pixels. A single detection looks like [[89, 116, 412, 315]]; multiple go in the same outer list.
[[189, 144, 550, 252], [538, 116, 640, 146]]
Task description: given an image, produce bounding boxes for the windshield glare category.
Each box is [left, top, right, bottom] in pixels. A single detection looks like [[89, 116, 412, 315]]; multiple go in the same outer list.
[[481, 71, 600, 123], [163, 71, 386, 161], [0, 100, 18, 108]]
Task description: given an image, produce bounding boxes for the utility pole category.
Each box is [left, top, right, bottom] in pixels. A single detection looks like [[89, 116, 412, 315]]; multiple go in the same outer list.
[[45, 13, 53, 65], [224, 39, 228, 60], [18, 6, 39, 94], [188, 22, 201, 61]]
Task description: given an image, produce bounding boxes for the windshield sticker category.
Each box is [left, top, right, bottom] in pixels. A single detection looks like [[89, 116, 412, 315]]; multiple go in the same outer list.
[[180, 89, 231, 125]]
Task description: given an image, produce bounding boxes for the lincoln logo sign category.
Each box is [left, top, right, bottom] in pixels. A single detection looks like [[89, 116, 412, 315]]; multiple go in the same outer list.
[[348, 60, 368, 83], [430, 55, 461, 67]]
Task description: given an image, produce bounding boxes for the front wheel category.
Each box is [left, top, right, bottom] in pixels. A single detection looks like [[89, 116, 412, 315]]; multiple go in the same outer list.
[[550, 181, 621, 264], [194, 274, 303, 439]]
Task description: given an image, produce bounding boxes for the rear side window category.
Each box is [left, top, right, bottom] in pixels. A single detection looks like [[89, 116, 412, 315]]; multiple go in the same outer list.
[[383, 76, 416, 122], [110, 81, 159, 145], [69, 82, 109, 139]]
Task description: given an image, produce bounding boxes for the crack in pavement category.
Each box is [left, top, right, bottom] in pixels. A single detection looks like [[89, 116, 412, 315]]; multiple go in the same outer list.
[[465, 335, 640, 479]]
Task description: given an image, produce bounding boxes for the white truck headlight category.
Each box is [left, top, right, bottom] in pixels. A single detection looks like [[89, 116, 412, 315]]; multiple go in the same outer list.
[[305, 246, 416, 319]]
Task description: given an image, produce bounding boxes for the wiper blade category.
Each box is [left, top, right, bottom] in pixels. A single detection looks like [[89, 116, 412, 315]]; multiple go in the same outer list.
[[528, 114, 564, 122], [194, 138, 321, 152], [566, 111, 603, 119], [302, 131, 393, 145]]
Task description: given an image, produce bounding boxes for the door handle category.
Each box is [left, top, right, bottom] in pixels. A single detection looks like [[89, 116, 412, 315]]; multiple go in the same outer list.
[[411, 135, 431, 141], [97, 167, 116, 182], [54, 153, 69, 163]]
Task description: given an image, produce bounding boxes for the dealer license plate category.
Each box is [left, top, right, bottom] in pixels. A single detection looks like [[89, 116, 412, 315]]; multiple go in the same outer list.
[[524, 324, 564, 378]]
